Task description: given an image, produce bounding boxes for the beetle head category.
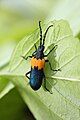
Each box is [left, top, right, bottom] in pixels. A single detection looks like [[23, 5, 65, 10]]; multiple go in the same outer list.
[[38, 45, 45, 52]]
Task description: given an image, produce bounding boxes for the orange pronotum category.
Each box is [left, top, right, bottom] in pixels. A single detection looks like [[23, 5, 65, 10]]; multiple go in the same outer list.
[[31, 57, 45, 70]]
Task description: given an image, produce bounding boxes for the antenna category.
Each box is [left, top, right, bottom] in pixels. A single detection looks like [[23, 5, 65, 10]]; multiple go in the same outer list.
[[39, 21, 42, 46], [43, 25, 53, 45]]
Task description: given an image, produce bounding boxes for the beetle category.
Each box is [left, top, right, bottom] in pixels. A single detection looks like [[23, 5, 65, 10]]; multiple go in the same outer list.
[[22, 21, 60, 93]]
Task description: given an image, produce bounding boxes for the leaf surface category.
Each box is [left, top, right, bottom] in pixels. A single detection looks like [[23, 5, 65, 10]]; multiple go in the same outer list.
[[1, 20, 80, 120]]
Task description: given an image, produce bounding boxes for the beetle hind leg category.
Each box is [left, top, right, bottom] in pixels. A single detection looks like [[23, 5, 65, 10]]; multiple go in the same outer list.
[[44, 83, 53, 94], [43, 74, 53, 94]]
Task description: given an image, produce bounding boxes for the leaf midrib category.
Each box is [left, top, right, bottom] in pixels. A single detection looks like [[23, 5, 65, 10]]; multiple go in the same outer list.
[[0, 74, 80, 110]]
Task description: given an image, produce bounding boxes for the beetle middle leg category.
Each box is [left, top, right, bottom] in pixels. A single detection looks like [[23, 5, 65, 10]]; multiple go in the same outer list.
[[45, 60, 61, 72]]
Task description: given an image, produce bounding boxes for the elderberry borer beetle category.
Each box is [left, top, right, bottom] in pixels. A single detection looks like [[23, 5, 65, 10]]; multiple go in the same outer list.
[[22, 21, 60, 93]]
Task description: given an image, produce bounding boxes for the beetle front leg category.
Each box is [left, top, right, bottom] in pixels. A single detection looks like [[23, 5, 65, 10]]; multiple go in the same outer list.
[[34, 43, 37, 51], [21, 56, 32, 60], [32, 44, 37, 56]]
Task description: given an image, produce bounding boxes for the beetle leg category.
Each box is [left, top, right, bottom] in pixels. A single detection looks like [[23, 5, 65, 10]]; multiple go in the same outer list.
[[45, 60, 61, 72], [32, 44, 37, 56], [21, 56, 32, 60], [34, 43, 37, 51], [44, 45, 57, 57], [25, 71, 31, 79], [32, 51, 37, 56], [43, 74, 52, 94]]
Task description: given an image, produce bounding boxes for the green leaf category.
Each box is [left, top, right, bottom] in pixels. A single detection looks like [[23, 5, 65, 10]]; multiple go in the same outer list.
[[0, 42, 15, 70], [12, 76, 62, 120], [0, 77, 13, 100], [0, 88, 31, 120], [48, 0, 80, 35], [0, 8, 35, 44], [0, 42, 15, 99], [1, 20, 80, 120]]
